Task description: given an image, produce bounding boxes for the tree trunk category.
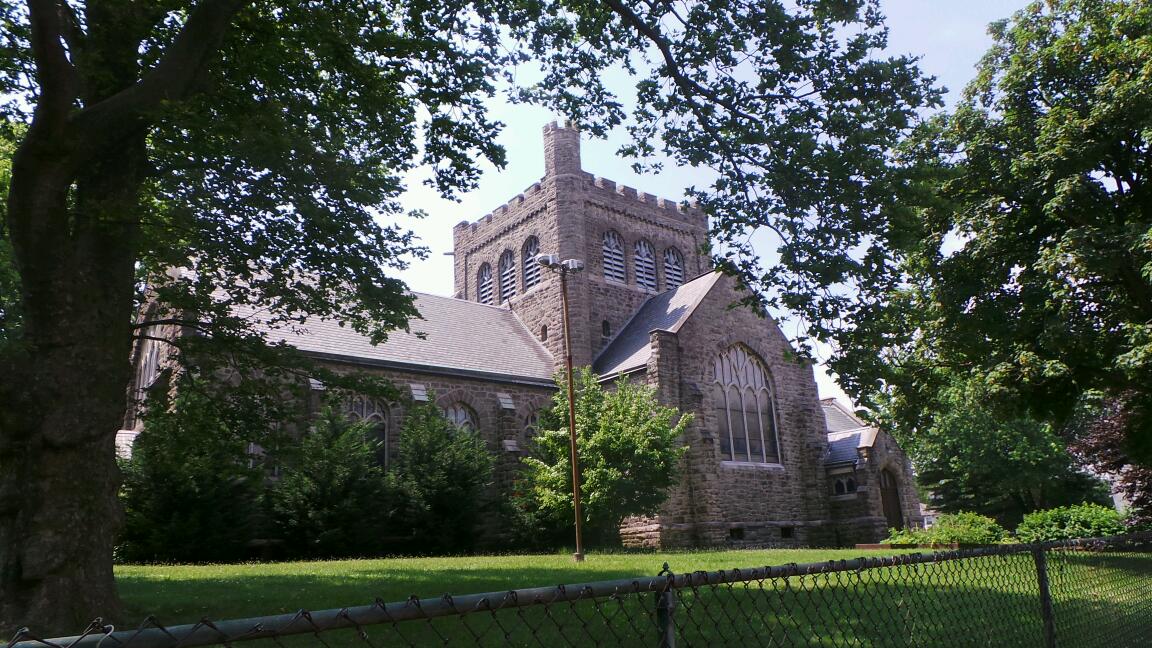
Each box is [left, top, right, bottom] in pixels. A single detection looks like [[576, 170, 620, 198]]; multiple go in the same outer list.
[[0, 127, 145, 635]]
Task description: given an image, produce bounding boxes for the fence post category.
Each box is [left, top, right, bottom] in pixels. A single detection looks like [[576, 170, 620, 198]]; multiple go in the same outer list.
[[1032, 546, 1057, 648], [656, 563, 676, 648]]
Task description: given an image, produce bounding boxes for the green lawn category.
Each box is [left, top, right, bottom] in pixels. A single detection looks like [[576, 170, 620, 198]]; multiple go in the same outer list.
[[111, 547, 1152, 647]]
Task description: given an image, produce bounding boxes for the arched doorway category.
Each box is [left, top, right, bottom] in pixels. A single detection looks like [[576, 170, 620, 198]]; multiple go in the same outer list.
[[879, 469, 904, 529]]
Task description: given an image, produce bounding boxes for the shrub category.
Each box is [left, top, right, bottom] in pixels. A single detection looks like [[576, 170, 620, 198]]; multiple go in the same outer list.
[[519, 368, 690, 546], [119, 389, 266, 563], [266, 407, 394, 558], [1015, 503, 1125, 542], [883, 512, 1007, 545], [387, 400, 495, 554]]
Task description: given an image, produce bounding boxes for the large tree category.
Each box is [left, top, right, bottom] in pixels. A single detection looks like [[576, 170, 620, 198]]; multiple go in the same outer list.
[[0, 0, 935, 633], [839, 1, 1150, 522]]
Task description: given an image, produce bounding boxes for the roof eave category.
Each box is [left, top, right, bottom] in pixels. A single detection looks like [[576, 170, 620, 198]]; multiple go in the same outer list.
[[300, 351, 557, 388]]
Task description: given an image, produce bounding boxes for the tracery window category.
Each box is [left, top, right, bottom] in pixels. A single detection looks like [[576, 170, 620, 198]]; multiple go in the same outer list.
[[522, 236, 542, 289], [635, 240, 657, 292], [347, 394, 389, 466], [663, 247, 684, 289], [602, 230, 626, 283], [499, 250, 517, 302], [713, 345, 781, 464], [524, 409, 540, 439], [444, 402, 478, 432], [477, 263, 494, 304]]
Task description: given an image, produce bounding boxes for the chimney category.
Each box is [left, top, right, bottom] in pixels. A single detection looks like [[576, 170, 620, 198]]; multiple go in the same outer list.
[[543, 121, 581, 177]]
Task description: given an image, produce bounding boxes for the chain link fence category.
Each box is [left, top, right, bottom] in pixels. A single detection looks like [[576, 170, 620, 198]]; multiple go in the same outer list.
[[8, 533, 1151, 648]]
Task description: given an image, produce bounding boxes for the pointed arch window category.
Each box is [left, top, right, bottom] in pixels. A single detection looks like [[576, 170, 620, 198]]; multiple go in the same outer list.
[[477, 263, 494, 304], [635, 240, 657, 292], [603, 230, 626, 283], [522, 236, 542, 289], [444, 402, 478, 432], [663, 248, 684, 289], [347, 395, 389, 467], [713, 346, 781, 464], [499, 250, 517, 302]]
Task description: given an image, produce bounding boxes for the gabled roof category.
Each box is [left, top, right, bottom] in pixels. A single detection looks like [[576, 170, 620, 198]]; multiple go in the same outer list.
[[825, 428, 879, 465], [237, 292, 555, 384], [592, 271, 724, 377], [821, 398, 866, 433]]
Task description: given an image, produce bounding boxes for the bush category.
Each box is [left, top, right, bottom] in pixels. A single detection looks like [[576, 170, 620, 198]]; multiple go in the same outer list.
[[883, 512, 1007, 545], [387, 400, 495, 554], [519, 368, 690, 547], [1015, 503, 1125, 542], [119, 389, 266, 563], [266, 407, 394, 558]]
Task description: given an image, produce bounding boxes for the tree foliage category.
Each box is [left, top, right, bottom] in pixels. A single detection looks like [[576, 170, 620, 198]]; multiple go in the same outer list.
[[0, 0, 937, 632], [266, 407, 393, 559], [387, 399, 495, 554], [877, 373, 1109, 527], [118, 384, 271, 563], [520, 368, 690, 546]]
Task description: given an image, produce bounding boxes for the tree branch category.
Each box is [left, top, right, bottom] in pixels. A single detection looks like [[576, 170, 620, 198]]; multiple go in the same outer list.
[[603, 0, 786, 122], [72, 0, 249, 137], [27, 0, 79, 128]]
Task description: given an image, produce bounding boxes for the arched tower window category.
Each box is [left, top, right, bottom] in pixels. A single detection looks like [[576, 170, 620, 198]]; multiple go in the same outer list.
[[477, 263, 494, 305], [635, 240, 657, 292], [522, 236, 541, 289], [663, 247, 684, 289], [499, 250, 517, 302], [347, 395, 389, 467], [444, 402, 478, 432], [713, 346, 781, 464], [603, 230, 626, 283]]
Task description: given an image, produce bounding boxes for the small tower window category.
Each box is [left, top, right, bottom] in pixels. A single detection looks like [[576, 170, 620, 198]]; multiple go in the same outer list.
[[499, 250, 517, 302], [664, 247, 684, 289], [602, 320, 611, 337], [635, 240, 657, 292], [603, 230, 626, 283], [523, 236, 542, 289], [540, 325, 548, 341], [477, 263, 494, 305]]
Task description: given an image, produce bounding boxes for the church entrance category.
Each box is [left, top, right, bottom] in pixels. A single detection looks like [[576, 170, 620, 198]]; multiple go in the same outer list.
[[879, 469, 904, 529]]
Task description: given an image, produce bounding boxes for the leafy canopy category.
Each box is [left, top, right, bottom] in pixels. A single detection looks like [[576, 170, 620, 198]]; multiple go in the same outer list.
[[520, 368, 690, 545]]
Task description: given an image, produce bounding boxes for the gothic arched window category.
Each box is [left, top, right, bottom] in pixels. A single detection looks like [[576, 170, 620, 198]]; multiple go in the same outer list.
[[635, 240, 657, 292], [477, 263, 494, 305], [603, 230, 626, 283], [522, 236, 542, 289], [499, 250, 517, 302], [524, 409, 540, 439], [444, 402, 478, 432], [663, 247, 684, 289], [713, 345, 781, 464], [347, 394, 389, 467]]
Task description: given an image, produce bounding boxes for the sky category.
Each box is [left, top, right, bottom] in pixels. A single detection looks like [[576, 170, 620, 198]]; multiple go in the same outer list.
[[390, 0, 1033, 405]]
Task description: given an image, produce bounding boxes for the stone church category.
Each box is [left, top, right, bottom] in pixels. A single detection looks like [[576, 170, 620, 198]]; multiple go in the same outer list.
[[124, 122, 922, 547]]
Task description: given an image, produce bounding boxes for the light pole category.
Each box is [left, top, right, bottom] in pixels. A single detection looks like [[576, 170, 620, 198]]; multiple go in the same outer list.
[[537, 254, 586, 562]]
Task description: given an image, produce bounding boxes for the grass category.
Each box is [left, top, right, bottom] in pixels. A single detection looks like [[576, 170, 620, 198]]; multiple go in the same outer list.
[[111, 547, 1152, 647]]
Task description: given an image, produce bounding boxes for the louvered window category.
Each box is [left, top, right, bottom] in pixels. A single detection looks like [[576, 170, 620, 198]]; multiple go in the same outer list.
[[522, 236, 541, 289], [635, 240, 657, 292], [714, 345, 781, 464], [499, 250, 517, 302], [477, 263, 494, 304], [664, 247, 684, 289], [603, 230, 626, 283]]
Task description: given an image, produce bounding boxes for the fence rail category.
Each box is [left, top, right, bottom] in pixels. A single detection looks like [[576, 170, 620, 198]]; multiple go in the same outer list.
[[9, 533, 1152, 647]]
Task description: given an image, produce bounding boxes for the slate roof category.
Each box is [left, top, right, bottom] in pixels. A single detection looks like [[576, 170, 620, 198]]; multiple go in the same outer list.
[[237, 292, 555, 384], [822, 400, 879, 465], [822, 398, 866, 433], [592, 271, 723, 377]]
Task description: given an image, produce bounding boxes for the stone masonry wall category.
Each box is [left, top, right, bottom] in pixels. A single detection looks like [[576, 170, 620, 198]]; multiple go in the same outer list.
[[622, 275, 835, 548]]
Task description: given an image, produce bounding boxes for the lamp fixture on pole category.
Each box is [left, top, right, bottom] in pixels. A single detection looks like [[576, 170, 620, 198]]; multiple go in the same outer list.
[[536, 253, 586, 562]]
